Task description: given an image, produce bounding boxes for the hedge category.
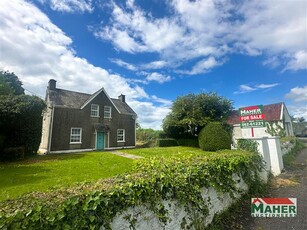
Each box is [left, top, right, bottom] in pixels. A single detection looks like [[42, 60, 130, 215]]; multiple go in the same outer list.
[[177, 138, 199, 147], [0, 150, 264, 229], [198, 122, 231, 151], [157, 138, 178, 147]]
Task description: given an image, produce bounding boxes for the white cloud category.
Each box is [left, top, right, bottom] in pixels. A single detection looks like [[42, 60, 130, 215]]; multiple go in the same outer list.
[[283, 50, 307, 72], [285, 86, 307, 120], [179, 56, 221, 75], [109, 58, 138, 71], [234, 83, 279, 94], [145, 72, 172, 84], [38, 0, 93, 13], [95, 0, 306, 74], [0, 0, 168, 129], [141, 60, 168, 70], [285, 86, 307, 103]]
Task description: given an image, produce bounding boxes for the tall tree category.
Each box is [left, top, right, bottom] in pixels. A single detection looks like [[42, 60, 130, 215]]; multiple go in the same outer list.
[[0, 71, 24, 95], [162, 93, 233, 138], [0, 71, 45, 160]]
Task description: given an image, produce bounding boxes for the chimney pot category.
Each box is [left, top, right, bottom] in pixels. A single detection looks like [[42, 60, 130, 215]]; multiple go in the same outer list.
[[48, 79, 56, 90]]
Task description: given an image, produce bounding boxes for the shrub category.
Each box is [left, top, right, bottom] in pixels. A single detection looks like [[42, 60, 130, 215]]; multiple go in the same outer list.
[[2, 147, 25, 161], [237, 139, 259, 154], [157, 138, 179, 147], [177, 138, 199, 147], [198, 122, 231, 151]]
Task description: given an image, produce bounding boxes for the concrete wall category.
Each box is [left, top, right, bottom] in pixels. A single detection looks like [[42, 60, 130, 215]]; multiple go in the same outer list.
[[245, 137, 284, 176], [100, 172, 268, 230]]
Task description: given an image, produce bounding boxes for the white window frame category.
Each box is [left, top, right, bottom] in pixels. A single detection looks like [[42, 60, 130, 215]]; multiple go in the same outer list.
[[91, 104, 99, 117], [70, 128, 82, 144], [117, 129, 125, 142], [104, 106, 112, 118]]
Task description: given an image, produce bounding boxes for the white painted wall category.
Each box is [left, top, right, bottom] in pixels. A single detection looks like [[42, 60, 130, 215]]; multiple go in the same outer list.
[[100, 172, 268, 230]]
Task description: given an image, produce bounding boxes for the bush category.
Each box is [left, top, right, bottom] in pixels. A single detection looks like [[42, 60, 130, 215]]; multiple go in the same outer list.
[[237, 139, 259, 154], [2, 147, 25, 161], [198, 122, 231, 151], [157, 138, 179, 147], [177, 138, 199, 147]]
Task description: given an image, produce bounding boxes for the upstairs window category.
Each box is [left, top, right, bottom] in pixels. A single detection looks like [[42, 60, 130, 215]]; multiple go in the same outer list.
[[70, 128, 82, 144], [91, 104, 99, 117], [117, 129, 125, 142], [104, 106, 112, 118]]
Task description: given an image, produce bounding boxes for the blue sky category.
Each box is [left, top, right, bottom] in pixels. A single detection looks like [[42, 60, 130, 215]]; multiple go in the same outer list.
[[0, 0, 306, 129]]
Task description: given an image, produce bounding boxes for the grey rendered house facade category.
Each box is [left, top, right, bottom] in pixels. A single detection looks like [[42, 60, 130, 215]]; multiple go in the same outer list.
[[39, 79, 137, 153]]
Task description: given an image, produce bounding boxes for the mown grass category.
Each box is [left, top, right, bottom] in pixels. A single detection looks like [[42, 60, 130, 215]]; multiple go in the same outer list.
[[122, 146, 214, 158], [0, 152, 133, 201]]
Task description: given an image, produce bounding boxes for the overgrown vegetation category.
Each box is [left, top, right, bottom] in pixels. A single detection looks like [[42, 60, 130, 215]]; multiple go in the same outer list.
[[136, 128, 163, 147], [0, 71, 46, 161], [198, 122, 231, 151], [0, 149, 264, 229], [283, 139, 305, 169], [237, 139, 259, 153], [266, 121, 286, 138]]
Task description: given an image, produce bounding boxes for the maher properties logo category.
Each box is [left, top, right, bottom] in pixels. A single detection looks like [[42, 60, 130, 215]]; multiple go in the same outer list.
[[251, 198, 297, 217]]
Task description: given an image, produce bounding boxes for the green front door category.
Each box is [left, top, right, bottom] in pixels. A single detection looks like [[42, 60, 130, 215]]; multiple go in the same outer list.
[[96, 132, 104, 150]]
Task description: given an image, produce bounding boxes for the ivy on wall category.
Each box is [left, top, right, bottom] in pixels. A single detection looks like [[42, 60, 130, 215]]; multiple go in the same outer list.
[[0, 150, 265, 229]]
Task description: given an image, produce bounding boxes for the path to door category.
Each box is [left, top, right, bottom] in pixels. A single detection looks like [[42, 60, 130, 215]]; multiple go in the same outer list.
[[244, 146, 307, 230], [110, 151, 143, 160]]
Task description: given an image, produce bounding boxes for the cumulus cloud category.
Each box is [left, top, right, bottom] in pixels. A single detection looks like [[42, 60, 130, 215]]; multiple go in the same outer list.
[[94, 0, 306, 74], [234, 83, 279, 94], [285, 86, 307, 120], [145, 73, 172, 84], [0, 0, 168, 129], [38, 0, 93, 13], [285, 86, 307, 103]]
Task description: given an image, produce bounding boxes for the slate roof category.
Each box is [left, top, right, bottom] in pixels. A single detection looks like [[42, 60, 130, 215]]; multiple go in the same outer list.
[[227, 102, 283, 125], [47, 88, 136, 115]]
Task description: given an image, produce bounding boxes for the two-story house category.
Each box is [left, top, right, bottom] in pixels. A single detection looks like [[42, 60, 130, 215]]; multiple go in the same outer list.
[[39, 79, 137, 153]]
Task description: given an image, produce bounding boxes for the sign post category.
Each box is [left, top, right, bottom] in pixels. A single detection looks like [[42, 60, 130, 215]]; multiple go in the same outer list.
[[239, 105, 265, 137]]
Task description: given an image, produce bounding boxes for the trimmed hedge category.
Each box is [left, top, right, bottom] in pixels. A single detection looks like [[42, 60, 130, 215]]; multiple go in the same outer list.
[[157, 138, 178, 147], [0, 150, 264, 229], [177, 138, 199, 147], [198, 122, 231, 151]]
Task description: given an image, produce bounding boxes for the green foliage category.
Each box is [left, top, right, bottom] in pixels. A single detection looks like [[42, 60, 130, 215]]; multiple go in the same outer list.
[[136, 128, 163, 147], [266, 121, 286, 138], [198, 122, 231, 151], [162, 92, 233, 138], [177, 138, 199, 147], [237, 139, 259, 154], [283, 139, 305, 169], [0, 71, 24, 95], [0, 95, 46, 160], [280, 136, 296, 144], [157, 138, 179, 147], [0, 150, 264, 229]]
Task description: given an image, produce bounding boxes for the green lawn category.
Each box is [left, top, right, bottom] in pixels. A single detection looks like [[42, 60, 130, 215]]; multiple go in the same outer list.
[[0, 152, 133, 201], [123, 146, 213, 158]]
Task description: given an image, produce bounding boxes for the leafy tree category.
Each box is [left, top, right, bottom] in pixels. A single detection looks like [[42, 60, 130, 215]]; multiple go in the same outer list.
[[0, 71, 45, 160], [0, 71, 24, 95], [162, 93, 233, 138]]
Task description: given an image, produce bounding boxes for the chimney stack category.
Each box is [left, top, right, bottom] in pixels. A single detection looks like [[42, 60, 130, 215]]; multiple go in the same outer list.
[[118, 94, 125, 103], [48, 79, 56, 90]]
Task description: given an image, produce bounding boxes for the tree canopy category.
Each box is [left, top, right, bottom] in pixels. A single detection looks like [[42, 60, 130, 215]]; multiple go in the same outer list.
[[0, 71, 45, 160], [162, 92, 233, 138], [0, 71, 24, 95]]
